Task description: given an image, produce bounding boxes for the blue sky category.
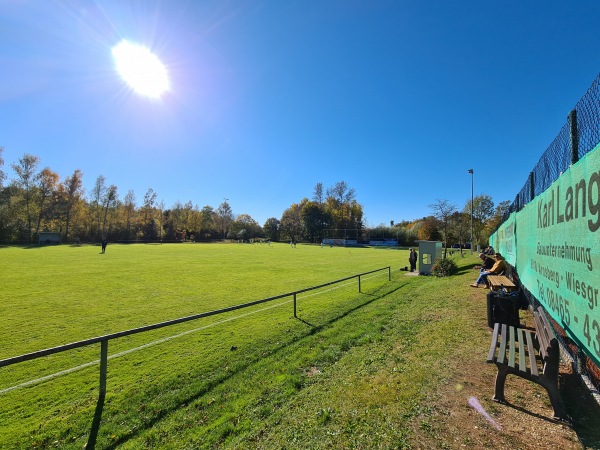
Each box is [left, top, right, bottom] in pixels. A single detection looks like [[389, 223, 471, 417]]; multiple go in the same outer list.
[[1, 0, 599, 227]]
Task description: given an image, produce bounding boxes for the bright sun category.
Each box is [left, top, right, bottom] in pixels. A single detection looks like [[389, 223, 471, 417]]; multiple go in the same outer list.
[[112, 40, 170, 99]]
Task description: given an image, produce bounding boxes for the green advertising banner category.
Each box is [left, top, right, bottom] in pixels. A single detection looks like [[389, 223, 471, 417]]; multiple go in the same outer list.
[[489, 212, 517, 268], [492, 145, 600, 366]]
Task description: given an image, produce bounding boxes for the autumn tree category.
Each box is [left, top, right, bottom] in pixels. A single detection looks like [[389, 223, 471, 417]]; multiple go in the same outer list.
[[483, 200, 511, 244], [0, 147, 7, 241], [122, 189, 136, 240], [216, 200, 234, 240], [141, 188, 158, 240], [414, 216, 441, 242], [464, 194, 495, 248], [280, 202, 303, 242], [199, 205, 216, 240], [429, 199, 457, 258], [230, 213, 262, 241], [323, 181, 363, 233], [154, 200, 163, 240], [11, 153, 40, 242], [90, 175, 106, 239], [101, 185, 118, 238], [313, 182, 324, 204], [262, 217, 280, 241], [59, 169, 84, 242], [164, 200, 185, 240], [449, 211, 470, 255], [35, 168, 60, 235], [0, 146, 5, 187], [301, 201, 332, 243]]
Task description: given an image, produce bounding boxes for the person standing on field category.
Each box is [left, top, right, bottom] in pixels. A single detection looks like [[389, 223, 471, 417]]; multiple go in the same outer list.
[[409, 248, 418, 272], [101, 239, 107, 254]]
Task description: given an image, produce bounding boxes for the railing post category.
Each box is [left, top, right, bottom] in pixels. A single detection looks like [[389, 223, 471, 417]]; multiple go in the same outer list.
[[358, 275, 361, 293], [388, 266, 391, 281], [293, 293, 297, 318], [99, 339, 108, 396]]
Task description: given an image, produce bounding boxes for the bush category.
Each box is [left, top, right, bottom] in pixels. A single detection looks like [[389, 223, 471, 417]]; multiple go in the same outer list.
[[430, 257, 458, 277]]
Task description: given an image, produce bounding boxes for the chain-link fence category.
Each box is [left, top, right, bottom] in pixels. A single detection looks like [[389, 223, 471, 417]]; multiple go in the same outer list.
[[498, 73, 600, 396], [506, 73, 600, 217]]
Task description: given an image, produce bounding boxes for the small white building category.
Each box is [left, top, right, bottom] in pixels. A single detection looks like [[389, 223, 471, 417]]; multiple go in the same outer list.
[[416, 240, 443, 274]]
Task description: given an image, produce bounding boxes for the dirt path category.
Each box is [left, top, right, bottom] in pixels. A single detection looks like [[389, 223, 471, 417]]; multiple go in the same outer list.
[[420, 288, 600, 450]]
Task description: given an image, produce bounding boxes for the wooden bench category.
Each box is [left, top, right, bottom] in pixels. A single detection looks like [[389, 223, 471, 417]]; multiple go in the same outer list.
[[487, 275, 517, 292], [487, 307, 568, 421]]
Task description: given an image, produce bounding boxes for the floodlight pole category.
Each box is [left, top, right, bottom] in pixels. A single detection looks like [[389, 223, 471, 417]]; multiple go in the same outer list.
[[468, 169, 474, 255]]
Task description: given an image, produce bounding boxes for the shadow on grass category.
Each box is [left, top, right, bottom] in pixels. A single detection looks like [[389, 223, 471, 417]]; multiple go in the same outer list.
[[497, 400, 566, 424], [102, 282, 408, 449], [87, 392, 105, 450], [455, 263, 481, 276], [562, 370, 600, 447], [501, 368, 600, 446], [295, 317, 315, 327]]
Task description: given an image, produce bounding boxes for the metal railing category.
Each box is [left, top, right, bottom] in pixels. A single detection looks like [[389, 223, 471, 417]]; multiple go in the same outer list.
[[0, 266, 391, 448]]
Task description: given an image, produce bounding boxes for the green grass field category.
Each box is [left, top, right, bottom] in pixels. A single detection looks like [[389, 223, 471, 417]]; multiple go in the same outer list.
[[1, 242, 399, 358], [1, 243, 405, 449], [2, 244, 592, 449]]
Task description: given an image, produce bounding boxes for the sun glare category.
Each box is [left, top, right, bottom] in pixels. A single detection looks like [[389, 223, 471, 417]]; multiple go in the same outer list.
[[112, 40, 170, 99]]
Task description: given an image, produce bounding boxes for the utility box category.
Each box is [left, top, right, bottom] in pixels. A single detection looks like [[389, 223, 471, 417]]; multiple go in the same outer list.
[[416, 240, 443, 274]]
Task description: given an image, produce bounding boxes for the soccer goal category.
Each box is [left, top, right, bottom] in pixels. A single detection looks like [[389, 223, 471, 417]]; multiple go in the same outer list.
[[323, 229, 359, 246]]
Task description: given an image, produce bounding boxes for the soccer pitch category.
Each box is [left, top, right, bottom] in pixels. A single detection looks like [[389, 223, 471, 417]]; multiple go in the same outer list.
[[1, 243, 404, 448], [1, 243, 401, 358]]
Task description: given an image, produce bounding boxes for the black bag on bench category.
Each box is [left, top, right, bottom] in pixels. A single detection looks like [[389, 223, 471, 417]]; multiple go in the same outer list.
[[486, 292, 520, 328]]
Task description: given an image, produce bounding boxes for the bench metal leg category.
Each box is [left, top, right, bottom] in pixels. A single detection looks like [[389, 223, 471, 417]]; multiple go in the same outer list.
[[492, 365, 508, 403], [493, 366, 569, 421], [540, 379, 569, 421]]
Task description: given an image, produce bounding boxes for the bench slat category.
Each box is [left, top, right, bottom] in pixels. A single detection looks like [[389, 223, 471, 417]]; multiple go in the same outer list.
[[525, 329, 539, 377], [498, 324, 508, 365], [533, 312, 550, 360], [508, 326, 516, 368], [517, 327, 527, 373], [487, 322, 501, 362], [487, 275, 517, 292], [538, 310, 557, 360]]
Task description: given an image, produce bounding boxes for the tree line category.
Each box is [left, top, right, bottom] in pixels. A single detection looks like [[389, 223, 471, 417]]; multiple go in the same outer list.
[[0, 149, 507, 246], [350, 197, 509, 251], [0, 150, 366, 244]]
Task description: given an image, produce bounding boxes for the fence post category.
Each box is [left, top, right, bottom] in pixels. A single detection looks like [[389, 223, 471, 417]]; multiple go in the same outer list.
[[529, 171, 535, 202], [569, 109, 579, 165], [358, 275, 361, 293], [293, 293, 297, 318], [388, 266, 391, 281]]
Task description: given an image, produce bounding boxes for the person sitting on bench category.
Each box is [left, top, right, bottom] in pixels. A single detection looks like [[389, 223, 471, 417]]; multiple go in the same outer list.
[[477, 252, 494, 270], [470, 253, 506, 288]]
